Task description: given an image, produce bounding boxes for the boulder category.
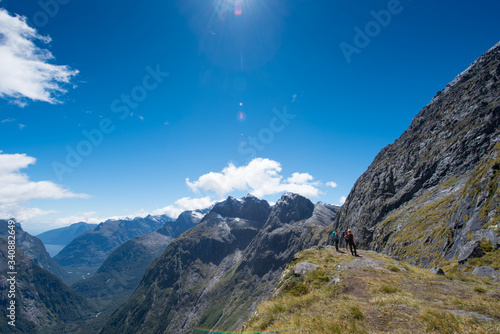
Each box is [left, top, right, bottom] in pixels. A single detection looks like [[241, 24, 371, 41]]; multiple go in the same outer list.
[[328, 276, 341, 285], [457, 240, 485, 264], [429, 267, 445, 275], [472, 266, 500, 277], [293, 262, 319, 276]]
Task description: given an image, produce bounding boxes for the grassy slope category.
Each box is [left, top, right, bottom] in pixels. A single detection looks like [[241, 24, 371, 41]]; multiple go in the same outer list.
[[243, 247, 500, 334]]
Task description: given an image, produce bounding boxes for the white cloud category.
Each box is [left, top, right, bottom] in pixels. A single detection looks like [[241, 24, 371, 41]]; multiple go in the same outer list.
[[0, 7, 78, 105], [287, 172, 314, 184], [340, 196, 347, 205], [53, 212, 101, 227], [0, 152, 88, 220], [153, 196, 215, 219], [0, 204, 56, 221], [1, 118, 14, 123], [326, 181, 337, 188], [186, 158, 323, 199]]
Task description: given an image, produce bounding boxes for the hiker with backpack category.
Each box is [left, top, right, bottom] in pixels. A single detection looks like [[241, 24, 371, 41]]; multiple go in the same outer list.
[[340, 228, 347, 250], [345, 229, 358, 256], [331, 230, 339, 251]]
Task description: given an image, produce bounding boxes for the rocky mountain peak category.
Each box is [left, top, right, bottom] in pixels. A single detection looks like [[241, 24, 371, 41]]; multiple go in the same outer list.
[[210, 194, 271, 222], [272, 192, 315, 224]]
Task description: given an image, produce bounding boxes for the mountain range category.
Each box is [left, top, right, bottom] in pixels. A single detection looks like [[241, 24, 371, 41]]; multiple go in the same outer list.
[[37, 222, 98, 257], [101, 194, 339, 333], [1, 42, 499, 333], [53, 215, 173, 283], [68, 209, 207, 332]]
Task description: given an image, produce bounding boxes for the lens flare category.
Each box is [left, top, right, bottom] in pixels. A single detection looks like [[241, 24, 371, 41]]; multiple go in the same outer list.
[[234, 0, 242, 15], [237, 111, 246, 121]]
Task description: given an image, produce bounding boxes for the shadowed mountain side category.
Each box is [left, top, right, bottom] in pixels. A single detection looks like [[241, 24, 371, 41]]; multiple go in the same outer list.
[[0, 220, 67, 279], [53, 215, 172, 283], [0, 237, 92, 334], [156, 209, 208, 237], [71, 232, 173, 301], [67, 209, 207, 333], [37, 222, 98, 256], [100, 194, 339, 334]]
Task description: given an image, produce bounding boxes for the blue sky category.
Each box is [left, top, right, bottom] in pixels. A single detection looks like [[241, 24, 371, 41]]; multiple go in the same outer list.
[[0, 0, 498, 234]]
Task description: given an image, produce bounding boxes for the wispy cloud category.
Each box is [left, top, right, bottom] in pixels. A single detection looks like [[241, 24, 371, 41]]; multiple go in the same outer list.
[[1, 118, 14, 123], [54, 212, 102, 228], [340, 196, 347, 205], [0, 7, 78, 105], [0, 152, 88, 220]]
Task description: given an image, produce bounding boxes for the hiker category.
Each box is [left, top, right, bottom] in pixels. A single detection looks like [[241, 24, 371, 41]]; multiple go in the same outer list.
[[340, 228, 347, 250], [345, 229, 358, 256], [332, 230, 339, 251]]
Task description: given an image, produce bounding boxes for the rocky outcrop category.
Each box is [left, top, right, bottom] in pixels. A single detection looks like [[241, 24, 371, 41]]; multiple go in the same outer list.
[[293, 262, 319, 276], [100, 194, 339, 334], [334, 42, 500, 267], [472, 266, 499, 277], [0, 220, 67, 279]]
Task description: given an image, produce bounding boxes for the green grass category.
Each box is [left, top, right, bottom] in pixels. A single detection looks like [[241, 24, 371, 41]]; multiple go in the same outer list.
[[243, 248, 500, 334]]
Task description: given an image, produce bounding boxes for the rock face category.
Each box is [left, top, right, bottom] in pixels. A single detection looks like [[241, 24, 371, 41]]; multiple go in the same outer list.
[[0, 237, 92, 333], [100, 194, 339, 334], [0, 220, 67, 279], [156, 209, 208, 237], [53, 215, 173, 281], [334, 42, 500, 267]]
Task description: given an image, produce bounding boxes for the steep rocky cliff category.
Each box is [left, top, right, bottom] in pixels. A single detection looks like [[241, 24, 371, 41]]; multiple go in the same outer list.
[[334, 42, 500, 267], [100, 194, 339, 334], [0, 237, 92, 334], [0, 220, 67, 279]]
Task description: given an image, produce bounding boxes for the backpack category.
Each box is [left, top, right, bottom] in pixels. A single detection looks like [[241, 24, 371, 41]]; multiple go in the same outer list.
[[332, 231, 338, 240], [345, 233, 353, 243]]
